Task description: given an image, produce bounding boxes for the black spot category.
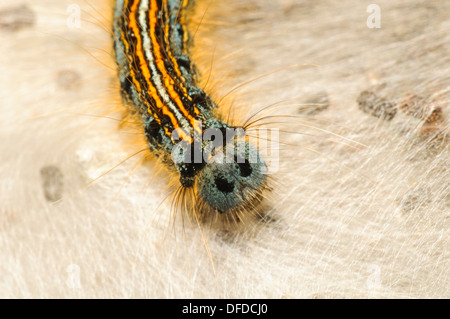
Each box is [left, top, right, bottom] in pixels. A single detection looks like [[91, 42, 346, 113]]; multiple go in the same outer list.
[[238, 160, 252, 177], [180, 160, 205, 178], [180, 175, 195, 188], [189, 87, 208, 104], [121, 75, 132, 95], [144, 119, 163, 144], [178, 142, 206, 188], [215, 175, 234, 193], [176, 54, 191, 71]]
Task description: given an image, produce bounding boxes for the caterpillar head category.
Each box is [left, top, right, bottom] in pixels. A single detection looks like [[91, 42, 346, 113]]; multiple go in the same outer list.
[[196, 140, 267, 214], [172, 126, 268, 215]]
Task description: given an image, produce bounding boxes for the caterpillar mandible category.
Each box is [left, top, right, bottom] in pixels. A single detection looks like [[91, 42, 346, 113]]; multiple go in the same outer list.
[[113, 0, 270, 220]]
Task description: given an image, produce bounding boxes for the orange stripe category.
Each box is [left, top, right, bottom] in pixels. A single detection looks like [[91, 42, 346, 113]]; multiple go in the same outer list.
[[128, 0, 180, 131], [119, 1, 144, 99], [149, 0, 198, 128]]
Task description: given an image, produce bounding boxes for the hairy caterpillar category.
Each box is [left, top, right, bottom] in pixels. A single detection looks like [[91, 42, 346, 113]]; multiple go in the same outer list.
[[0, 0, 448, 298], [112, 0, 269, 221]]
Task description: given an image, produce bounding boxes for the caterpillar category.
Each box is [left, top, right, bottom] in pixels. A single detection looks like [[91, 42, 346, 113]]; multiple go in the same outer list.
[[0, 0, 448, 298], [112, 0, 270, 221]]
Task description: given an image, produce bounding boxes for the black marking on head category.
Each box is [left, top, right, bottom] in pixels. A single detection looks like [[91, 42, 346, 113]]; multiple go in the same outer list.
[[238, 159, 252, 177], [214, 175, 234, 194], [196, 141, 267, 214], [177, 140, 206, 188], [180, 174, 194, 188], [179, 161, 205, 188]]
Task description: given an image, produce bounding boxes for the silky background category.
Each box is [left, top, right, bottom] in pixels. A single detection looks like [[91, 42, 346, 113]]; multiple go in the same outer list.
[[0, 0, 448, 298]]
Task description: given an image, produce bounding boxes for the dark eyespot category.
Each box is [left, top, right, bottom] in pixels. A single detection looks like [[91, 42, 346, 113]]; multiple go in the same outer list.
[[238, 160, 252, 177], [214, 175, 234, 193]]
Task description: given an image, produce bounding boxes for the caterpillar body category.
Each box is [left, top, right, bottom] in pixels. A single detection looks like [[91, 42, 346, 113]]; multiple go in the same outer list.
[[113, 0, 269, 218], [0, 0, 448, 299]]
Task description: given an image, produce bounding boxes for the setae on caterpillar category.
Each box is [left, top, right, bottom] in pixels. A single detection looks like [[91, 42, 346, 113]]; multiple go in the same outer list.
[[112, 0, 271, 221]]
